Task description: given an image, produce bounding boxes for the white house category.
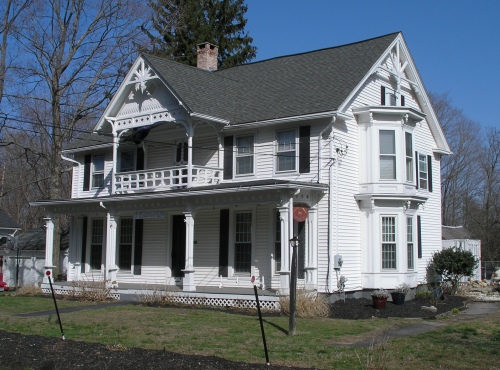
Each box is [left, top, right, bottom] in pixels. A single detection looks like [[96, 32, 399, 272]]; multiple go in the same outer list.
[[32, 32, 450, 299]]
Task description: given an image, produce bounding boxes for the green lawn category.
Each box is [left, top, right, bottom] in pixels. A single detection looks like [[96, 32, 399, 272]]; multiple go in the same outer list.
[[0, 294, 499, 369]]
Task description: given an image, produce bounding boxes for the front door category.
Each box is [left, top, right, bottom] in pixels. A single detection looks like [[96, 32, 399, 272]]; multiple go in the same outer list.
[[171, 215, 186, 277]]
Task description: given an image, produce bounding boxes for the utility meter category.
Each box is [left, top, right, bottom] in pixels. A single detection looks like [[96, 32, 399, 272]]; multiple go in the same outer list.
[[334, 254, 343, 270]]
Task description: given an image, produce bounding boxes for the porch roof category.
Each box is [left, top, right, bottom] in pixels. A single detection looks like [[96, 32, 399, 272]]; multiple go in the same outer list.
[[31, 179, 328, 209]]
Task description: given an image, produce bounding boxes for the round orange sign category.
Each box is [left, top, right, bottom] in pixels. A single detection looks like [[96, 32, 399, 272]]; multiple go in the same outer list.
[[293, 207, 308, 222]]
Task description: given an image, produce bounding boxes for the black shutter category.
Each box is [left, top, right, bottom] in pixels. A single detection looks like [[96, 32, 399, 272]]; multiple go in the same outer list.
[[417, 216, 422, 259], [136, 147, 145, 171], [381, 86, 386, 105], [401, 95, 405, 106], [81, 217, 87, 273], [218, 209, 230, 277], [223, 136, 233, 180], [299, 126, 310, 173], [83, 155, 91, 191], [415, 151, 419, 189], [133, 219, 143, 275], [427, 155, 433, 192]]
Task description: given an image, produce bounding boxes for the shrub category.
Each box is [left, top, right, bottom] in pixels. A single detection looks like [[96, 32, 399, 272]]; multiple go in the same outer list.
[[68, 280, 113, 302], [13, 285, 42, 296], [137, 285, 174, 306], [431, 247, 479, 295], [279, 290, 329, 318]]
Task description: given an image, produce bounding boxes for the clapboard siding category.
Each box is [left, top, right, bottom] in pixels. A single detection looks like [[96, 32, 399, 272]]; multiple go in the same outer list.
[[193, 209, 221, 286], [138, 219, 168, 283]]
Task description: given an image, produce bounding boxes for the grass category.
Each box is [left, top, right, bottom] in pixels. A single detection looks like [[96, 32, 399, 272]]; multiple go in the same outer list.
[[0, 292, 499, 369]]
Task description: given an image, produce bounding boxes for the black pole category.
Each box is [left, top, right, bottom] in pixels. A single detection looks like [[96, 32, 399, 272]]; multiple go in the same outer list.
[[253, 284, 270, 365], [46, 271, 65, 340], [289, 238, 298, 335]]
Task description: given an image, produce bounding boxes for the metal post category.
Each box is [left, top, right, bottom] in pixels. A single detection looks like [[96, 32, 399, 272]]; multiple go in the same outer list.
[[289, 236, 298, 336], [252, 276, 269, 365], [46, 271, 65, 340]]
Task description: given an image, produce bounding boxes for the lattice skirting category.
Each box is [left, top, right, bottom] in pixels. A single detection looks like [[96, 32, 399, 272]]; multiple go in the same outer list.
[[41, 285, 279, 311]]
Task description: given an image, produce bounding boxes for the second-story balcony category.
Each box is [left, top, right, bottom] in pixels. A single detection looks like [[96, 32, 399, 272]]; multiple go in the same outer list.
[[114, 165, 222, 194]]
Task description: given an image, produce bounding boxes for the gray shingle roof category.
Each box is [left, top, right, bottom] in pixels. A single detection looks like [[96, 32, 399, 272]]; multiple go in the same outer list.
[[146, 32, 399, 124], [0, 209, 19, 229], [442, 226, 476, 240], [66, 32, 399, 150]]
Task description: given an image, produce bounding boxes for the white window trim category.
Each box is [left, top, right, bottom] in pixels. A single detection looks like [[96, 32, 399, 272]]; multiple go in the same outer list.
[[381, 215, 397, 270], [228, 207, 256, 277], [275, 128, 298, 174], [405, 131, 413, 183], [234, 135, 255, 176], [87, 217, 105, 272], [418, 153, 429, 190], [406, 216, 414, 270], [91, 154, 105, 189], [379, 129, 396, 180], [118, 217, 134, 272]]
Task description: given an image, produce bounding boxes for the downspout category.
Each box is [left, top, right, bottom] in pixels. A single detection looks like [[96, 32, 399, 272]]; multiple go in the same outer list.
[[61, 155, 81, 198], [328, 131, 335, 292]]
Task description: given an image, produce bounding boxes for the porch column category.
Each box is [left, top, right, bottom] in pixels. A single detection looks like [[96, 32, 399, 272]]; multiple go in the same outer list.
[[182, 211, 196, 291], [105, 211, 118, 287], [43, 217, 55, 283], [187, 123, 193, 188], [278, 204, 291, 295], [305, 206, 318, 290]]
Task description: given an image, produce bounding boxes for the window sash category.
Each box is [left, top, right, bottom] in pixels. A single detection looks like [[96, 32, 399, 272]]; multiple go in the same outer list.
[[405, 132, 413, 182], [90, 219, 103, 270], [419, 154, 428, 189], [382, 216, 396, 269], [92, 155, 105, 188], [119, 218, 133, 270], [379, 130, 396, 180], [235, 212, 252, 273], [276, 130, 296, 172], [236, 136, 254, 175], [407, 217, 414, 270]]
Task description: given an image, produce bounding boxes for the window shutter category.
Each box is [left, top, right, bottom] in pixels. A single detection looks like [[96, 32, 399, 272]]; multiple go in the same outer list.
[[223, 136, 233, 180], [218, 209, 229, 277], [427, 155, 433, 192], [417, 216, 422, 259], [81, 217, 87, 273], [299, 126, 310, 173], [401, 95, 405, 106], [136, 147, 145, 171], [415, 151, 419, 189], [133, 219, 143, 275], [83, 155, 91, 191], [381, 86, 386, 105]]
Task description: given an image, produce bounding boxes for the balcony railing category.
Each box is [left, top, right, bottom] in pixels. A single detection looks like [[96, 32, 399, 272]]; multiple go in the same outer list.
[[114, 165, 222, 193]]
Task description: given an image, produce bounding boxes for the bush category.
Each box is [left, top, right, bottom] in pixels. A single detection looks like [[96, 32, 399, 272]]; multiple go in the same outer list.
[[431, 247, 479, 295], [279, 290, 329, 318]]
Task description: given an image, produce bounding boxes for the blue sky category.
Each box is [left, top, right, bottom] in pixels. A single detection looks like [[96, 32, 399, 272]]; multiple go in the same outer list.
[[245, 1, 499, 128]]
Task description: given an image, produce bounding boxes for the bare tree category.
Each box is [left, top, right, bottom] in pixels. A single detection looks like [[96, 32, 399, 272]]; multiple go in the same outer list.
[[0, 0, 32, 106], [2, 0, 150, 275]]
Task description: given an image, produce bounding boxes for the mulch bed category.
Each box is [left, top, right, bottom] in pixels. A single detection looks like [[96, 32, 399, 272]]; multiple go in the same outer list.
[[0, 296, 467, 369]]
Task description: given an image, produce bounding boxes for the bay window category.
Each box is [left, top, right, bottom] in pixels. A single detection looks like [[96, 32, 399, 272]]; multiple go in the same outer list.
[[379, 130, 396, 180], [407, 217, 414, 270], [405, 132, 413, 182], [381, 216, 396, 269]]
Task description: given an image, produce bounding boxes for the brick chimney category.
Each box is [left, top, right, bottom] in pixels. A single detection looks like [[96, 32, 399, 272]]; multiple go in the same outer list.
[[196, 43, 218, 71]]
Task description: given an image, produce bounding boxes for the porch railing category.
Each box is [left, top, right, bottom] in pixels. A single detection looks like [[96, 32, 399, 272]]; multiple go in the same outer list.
[[114, 165, 222, 193]]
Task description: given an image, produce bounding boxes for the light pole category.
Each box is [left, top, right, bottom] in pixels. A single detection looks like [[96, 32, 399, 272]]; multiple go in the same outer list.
[[289, 235, 299, 335]]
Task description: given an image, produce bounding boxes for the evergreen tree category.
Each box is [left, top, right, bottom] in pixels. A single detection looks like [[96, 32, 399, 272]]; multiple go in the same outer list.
[[142, 0, 256, 69]]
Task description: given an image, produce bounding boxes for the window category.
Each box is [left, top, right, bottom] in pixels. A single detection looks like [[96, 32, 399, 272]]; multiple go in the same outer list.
[[118, 218, 133, 270], [379, 130, 396, 180], [236, 136, 254, 175], [274, 212, 281, 272], [405, 132, 413, 182], [120, 150, 135, 173], [234, 212, 252, 273], [90, 219, 104, 270], [276, 130, 296, 172], [381, 216, 396, 269], [407, 217, 414, 270], [418, 154, 428, 189], [92, 155, 105, 188]]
